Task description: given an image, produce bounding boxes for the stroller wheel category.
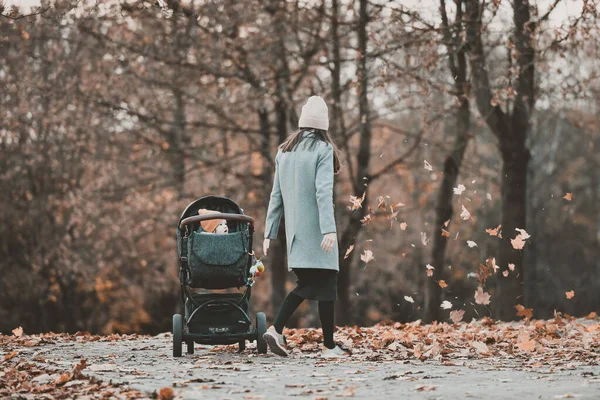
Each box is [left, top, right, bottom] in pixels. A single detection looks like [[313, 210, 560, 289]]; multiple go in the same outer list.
[[256, 312, 267, 354], [239, 340, 246, 352], [186, 339, 194, 354], [173, 314, 183, 357]]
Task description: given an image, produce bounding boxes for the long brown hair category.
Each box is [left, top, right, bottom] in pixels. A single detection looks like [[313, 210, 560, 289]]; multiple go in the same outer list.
[[278, 128, 342, 174]]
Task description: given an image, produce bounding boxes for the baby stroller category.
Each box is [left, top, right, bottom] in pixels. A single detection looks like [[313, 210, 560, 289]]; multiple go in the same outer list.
[[174, 195, 267, 357]]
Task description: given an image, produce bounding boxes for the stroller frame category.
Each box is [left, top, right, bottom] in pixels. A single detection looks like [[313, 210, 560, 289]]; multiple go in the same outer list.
[[174, 195, 267, 357]]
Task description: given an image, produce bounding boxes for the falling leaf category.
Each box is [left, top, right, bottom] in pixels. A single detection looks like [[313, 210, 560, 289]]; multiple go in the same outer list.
[[12, 326, 23, 337], [487, 257, 499, 273], [515, 304, 533, 320], [565, 290, 575, 300], [471, 341, 490, 355], [420, 232, 429, 246], [511, 235, 526, 250], [344, 245, 354, 259], [404, 296, 414, 303], [425, 264, 435, 277], [563, 193, 572, 201], [516, 334, 536, 352], [158, 387, 175, 400], [391, 201, 406, 209], [502, 270, 509, 277], [424, 160, 433, 171], [450, 309, 465, 323], [360, 214, 372, 225], [361, 249, 374, 264], [443, 219, 450, 227], [349, 192, 366, 210], [467, 272, 478, 279], [486, 225, 501, 236], [377, 196, 388, 210], [438, 280, 448, 288], [486, 193, 492, 200], [453, 184, 466, 195], [440, 300, 452, 310], [460, 205, 470, 220], [508, 263, 515, 271], [441, 229, 450, 237], [467, 240, 477, 248], [474, 286, 491, 305], [515, 228, 530, 240], [400, 222, 407, 231]]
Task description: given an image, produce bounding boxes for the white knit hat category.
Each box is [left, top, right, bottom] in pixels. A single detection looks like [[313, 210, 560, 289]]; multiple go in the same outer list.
[[298, 96, 329, 131]]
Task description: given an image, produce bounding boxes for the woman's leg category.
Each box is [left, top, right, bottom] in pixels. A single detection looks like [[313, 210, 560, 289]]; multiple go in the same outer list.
[[273, 291, 304, 334], [318, 300, 335, 349]]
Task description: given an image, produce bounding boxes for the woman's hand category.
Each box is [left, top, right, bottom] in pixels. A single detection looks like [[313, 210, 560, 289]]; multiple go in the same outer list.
[[321, 232, 337, 253], [263, 238, 270, 256]]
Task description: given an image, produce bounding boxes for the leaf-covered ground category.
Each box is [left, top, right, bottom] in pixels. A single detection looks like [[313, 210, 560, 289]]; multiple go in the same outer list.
[[1, 314, 599, 399]]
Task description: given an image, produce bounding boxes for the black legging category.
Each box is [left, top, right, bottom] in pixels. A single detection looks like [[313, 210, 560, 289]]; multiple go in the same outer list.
[[273, 292, 335, 349]]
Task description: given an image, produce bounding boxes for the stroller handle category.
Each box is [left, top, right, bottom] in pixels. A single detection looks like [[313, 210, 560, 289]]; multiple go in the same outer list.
[[180, 213, 254, 230]]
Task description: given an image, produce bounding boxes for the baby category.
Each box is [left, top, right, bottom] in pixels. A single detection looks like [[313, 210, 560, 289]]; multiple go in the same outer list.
[[197, 208, 229, 234]]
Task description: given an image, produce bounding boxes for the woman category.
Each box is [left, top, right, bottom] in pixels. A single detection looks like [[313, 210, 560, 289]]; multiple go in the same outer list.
[[262, 95, 347, 358]]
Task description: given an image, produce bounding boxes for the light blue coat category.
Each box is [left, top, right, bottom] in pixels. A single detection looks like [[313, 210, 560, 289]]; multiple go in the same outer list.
[[264, 131, 339, 272]]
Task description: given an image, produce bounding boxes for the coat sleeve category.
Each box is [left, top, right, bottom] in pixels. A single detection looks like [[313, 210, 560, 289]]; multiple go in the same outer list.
[[315, 144, 337, 235], [264, 152, 284, 239]]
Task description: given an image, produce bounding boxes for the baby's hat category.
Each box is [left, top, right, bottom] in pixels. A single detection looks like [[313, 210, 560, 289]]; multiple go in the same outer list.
[[197, 208, 222, 232]]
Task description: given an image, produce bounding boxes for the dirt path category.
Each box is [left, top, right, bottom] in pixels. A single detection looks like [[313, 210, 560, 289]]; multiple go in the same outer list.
[[10, 333, 600, 399]]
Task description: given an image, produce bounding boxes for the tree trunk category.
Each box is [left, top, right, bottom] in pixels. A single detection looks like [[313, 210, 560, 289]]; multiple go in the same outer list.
[[336, 0, 371, 326], [494, 146, 530, 319], [424, 100, 470, 322]]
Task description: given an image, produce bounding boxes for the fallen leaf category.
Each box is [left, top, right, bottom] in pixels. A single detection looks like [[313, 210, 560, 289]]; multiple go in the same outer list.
[[440, 300, 452, 310], [453, 184, 466, 195], [516, 334, 536, 352], [158, 387, 175, 400], [414, 385, 437, 392], [12, 326, 23, 337], [3, 351, 18, 362], [565, 290, 575, 300], [471, 341, 490, 355], [360, 250, 374, 264], [474, 286, 491, 305], [460, 205, 470, 220], [450, 310, 465, 323]]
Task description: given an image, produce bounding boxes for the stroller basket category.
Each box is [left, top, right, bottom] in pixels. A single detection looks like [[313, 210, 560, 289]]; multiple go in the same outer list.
[[186, 230, 249, 289]]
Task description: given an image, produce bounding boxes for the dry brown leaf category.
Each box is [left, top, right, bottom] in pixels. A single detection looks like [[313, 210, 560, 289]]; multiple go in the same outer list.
[[55, 373, 71, 385], [515, 304, 533, 320], [377, 196, 388, 210], [511, 235, 526, 250], [360, 250, 374, 264], [565, 290, 575, 300], [158, 387, 175, 400], [443, 219, 450, 227], [516, 334, 536, 352], [3, 351, 18, 362], [441, 228, 450, 237], [438, 280, 448, 288], [414, 385, 437, 392], [12, 326, 23, 337], [485, 225, 501, 236], [508, 263, 515, 271], [360, 214, 372, 226], [344, 245, 354, 259], [563, 193, 572, 201], [400, 222, 407, 230], [502, 270, 509, 277], [471, 341, 490, 355], [474, 286, 491, 305], [450, 309, 465, 323]]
